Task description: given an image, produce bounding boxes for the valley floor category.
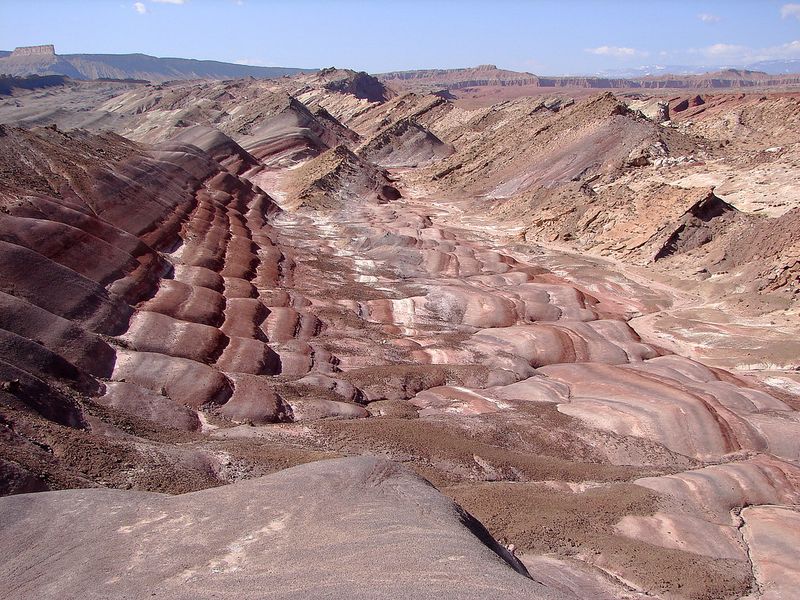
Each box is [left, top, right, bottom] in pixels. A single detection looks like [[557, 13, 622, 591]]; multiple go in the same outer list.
[[230, 163, 800, 599]]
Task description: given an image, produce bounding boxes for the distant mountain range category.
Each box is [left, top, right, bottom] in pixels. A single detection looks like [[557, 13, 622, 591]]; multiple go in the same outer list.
[[746, 59, 800, 74], [595, 59, 800, 78], [0, 45, 314, 83], [3, 44, 799, 88]]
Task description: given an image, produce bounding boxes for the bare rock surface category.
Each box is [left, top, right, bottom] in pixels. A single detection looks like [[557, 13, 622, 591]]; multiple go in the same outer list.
[[740, 505, 800, 599], [359, 117, 453, 167], [0, 457, 562, 600]]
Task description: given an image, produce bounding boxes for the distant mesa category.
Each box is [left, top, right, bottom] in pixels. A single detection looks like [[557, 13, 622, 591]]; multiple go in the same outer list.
[[0, 44, 315, 83], [378, 64, 800, 92], [10, 45, 56, 57]]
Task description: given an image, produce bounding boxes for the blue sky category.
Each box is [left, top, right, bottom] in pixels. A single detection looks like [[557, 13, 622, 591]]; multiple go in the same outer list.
[[1, 1, 799, 74]]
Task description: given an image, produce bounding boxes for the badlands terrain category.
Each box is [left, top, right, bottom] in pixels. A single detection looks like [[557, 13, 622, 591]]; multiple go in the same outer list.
[[0, 68, 799, 599]]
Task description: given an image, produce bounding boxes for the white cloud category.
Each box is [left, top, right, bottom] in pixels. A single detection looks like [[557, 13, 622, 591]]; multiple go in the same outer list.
[[133, 2, 147, 14], [586, 46, 647, 58], [152, 0, 187, 4], [692, 40, 800, 64], [706, 43, 748, 57], [761, 39, 800, 59], [781, 3, 800, 19], [698, 13, 721, 23]]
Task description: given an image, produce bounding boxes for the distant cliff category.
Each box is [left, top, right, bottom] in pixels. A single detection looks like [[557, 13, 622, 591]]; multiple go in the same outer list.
[[0, 45, 314, 83], [378, 65, 800, 91], [10, 44, 56, 57], [380, 65, 542, 88]]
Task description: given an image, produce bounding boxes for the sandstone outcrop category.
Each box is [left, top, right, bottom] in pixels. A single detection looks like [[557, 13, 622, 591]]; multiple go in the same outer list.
[[290, 144, 401, 208], [359, 117, 453, 167]]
